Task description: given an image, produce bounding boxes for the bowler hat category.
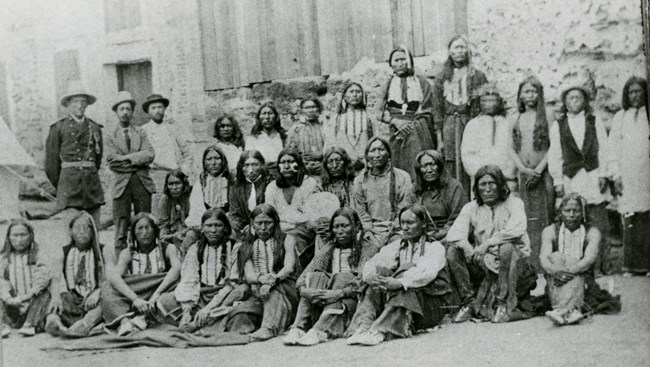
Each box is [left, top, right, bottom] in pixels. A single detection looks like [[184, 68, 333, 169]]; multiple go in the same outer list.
[[112, 91, 137, 112], [142, 93, 170, 113], [60, 80, 97, 107]]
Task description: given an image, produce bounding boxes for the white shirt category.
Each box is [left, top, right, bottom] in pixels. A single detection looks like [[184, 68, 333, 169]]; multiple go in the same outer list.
[[245, 131, 284, 165], [461, 114, 516, 179], [265, 176, 321, 231], [141, 120, 184, 171], [548, 111, 614, 204]]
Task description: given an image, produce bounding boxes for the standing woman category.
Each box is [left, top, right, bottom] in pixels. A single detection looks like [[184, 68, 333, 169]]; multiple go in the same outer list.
[[212, 114, 245, 176], [101, 213, 182, 335], [0, 219, 51, 337], [510, 76, 554, 270], [379, 47, 436, 180], [413, 150, 468, 241], [321, 147, 357, 208], [228, 150, 272, 240], [158, 170, 192, 247], [225, 204, 298, 341], [325, 82, 374, 171], [433, 35, 488, 193], [245, 103, 287, 177]]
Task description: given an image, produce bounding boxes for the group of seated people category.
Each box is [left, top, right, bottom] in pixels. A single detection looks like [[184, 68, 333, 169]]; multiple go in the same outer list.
[[0, 142, 621, 346]]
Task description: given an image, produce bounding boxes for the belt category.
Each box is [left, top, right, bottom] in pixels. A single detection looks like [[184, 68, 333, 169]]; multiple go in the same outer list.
[[61, 161, 95, 168]]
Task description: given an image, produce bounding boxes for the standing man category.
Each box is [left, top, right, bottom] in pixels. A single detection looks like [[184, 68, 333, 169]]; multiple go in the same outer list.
[[140, 93, 193, 218], [105, 91, 155, 250], [46, 81, 105, 225], [548, 83, 616, 275]]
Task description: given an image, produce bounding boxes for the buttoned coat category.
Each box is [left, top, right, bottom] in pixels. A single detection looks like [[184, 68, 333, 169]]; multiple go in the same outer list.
[[104, 124, 156, 198]]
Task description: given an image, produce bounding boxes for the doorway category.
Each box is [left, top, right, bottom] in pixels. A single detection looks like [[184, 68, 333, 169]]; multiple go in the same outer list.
[[117, 61, 152, 126]]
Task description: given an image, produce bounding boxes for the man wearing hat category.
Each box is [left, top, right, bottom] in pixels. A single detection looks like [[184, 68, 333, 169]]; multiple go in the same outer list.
[[105, 91, 156, 250], [46, 81, 105, 225], [548, 83, 616, 275], [140, 93, 193, 218]]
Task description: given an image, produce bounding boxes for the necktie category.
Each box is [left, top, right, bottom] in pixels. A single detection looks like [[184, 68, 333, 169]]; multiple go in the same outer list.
[[124, 129, 131, 151], [400, 77, 408, 103], [247, 182, 257, 212]]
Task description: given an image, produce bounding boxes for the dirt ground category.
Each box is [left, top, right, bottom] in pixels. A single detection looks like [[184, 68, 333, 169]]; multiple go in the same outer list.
[[1, 214, 649, 367]]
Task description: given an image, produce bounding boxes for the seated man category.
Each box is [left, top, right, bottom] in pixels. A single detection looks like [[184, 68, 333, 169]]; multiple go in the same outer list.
[[46, 212, 105, 337], [101, 213, 182, 335], [283, 208, 376, 346], [156, 208, 249, 331], [446, 165, 537, 323], [345, 204, 451, 346], [540, 193, 621, 325]]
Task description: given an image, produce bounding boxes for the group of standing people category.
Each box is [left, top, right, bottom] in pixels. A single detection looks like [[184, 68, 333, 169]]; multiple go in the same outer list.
[[1, 35, 643, 345]]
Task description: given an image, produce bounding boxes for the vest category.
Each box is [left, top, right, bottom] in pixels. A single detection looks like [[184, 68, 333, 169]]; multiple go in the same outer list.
[[557, 113, 599, 178]]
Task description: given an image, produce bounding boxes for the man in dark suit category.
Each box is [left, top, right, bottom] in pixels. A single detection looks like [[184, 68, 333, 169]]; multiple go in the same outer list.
[[105, 91, 155, 250], [45, 81, 105, 225]]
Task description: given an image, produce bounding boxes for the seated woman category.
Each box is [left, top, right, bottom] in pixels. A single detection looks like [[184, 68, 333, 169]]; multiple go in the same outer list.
[[265, 149, 321, 268], [245, 103, 287, 178], [45, 212, 105, 337], [183, 145, 231, 252], [321, 147, 357, 208], [228, 150, 272, 240], [211, 114, 245, 176], [539, 193, 621, 325], [157, 208, 249, 331], [0, 219, 51, 337], [446, 165, 537, 323], [158, 170, 192, 247], [345, 204, 451, 346], [413, 150, 468, 241], [101, 213, 182, 335], [324, 82, 374, 172], [223, 204, 298, 341], [283, 207, 374, 346]]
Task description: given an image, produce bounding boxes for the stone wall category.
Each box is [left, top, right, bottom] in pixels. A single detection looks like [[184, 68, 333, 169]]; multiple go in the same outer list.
[[467, 0, 646, 118]]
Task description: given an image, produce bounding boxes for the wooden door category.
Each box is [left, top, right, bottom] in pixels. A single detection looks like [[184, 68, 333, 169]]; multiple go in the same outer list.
[[117, 62, 152, 126]]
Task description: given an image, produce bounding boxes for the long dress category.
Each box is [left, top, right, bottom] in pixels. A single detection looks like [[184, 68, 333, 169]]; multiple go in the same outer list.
[[511, 111, 554, 271], [609, 107, 650, 273], [380, 73, 436, 180]]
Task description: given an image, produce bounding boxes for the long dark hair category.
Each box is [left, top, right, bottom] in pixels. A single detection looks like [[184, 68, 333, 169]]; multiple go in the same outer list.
[[473, 165, 510, 206], [337, 82, 367, 113], [163, 169, 191, 197], [329, 207, 364, 268], [214, 114, 245, 149], [440, 35, 472, 83], [398, 204, 433, 244], [196, 208, 232, 265], [68, 211, 105, 279], [321, 146, 356, 187], [237, 204, 286, 279], [556, 192, 589, 226], [129, 212, 161, 251], [413, 150, 448, 195], [275, 148, 307, 188], [251, 103, 287, 141], [2, 218, 38, 265], [300, 97, 323, 114], [388, 47, 415, 76], [622, 76, 648, 113], [513, 76, 550, 152], [235, 150, 268, 186], [200, 145, 230, 181]]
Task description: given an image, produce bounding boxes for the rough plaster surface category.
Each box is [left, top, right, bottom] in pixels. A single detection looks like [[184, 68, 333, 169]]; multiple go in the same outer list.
[[2, 0, 647, 201]]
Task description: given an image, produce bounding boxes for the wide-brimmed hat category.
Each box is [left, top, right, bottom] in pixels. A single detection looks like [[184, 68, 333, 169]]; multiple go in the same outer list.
[[112, 91, 137, 112], [559, 83, 593, 103], [60, 80, 96, 107], [142, 93, 170, 113]]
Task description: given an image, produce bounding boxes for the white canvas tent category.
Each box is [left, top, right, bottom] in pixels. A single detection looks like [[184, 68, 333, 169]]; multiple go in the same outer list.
[[0, 116, 38, 222]]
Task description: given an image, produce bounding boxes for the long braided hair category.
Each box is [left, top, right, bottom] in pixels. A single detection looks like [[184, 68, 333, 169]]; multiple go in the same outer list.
[[328, 207, 364, 269], [512, 76, 550, 152]]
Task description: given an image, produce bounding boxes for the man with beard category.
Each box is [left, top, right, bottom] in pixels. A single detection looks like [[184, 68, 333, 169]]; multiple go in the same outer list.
[[46, 81, 105, 225], [141, 94, 193, 218], [351, 137, 414, 249], [105, 91, 155, 251]]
